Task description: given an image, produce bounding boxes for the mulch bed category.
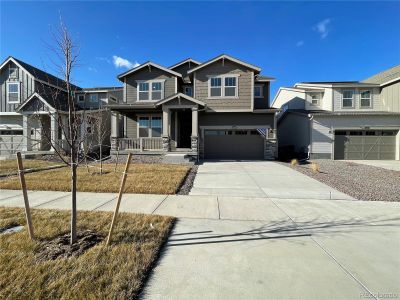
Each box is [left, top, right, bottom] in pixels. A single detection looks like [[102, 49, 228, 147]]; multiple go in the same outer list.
[[281, 160, 400, 202], [35, 230, 104, 261], [177, 165, 198, 195]]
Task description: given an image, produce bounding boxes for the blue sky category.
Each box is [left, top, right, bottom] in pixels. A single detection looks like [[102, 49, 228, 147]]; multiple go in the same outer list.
[[1, 1, 400, 99]]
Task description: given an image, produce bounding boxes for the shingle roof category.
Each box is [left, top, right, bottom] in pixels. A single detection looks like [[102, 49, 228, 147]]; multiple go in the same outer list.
[[362, 64, 400, 85], [12, 57, 81, 91]]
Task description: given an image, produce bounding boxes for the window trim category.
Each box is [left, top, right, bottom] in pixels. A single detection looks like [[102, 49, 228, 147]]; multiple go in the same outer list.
[[7, 82, 20, 104], [136, 79, 165, 101], [89, 93, 98, 103], [341, 90, 355, 109], [359, 89, 372, 108], [77, 94, 85, 102], [207, 74, 239, 99], [9, 66, 18, 79], [254, 84, 263, 98], [309, 92, 321, 106], [137, 115, 163, 138]]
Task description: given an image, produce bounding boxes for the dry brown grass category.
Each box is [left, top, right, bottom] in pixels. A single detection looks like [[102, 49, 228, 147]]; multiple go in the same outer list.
[[0, 206, 174, 299], [0, 159, 60, 176], [290, 158, 299, 166], [0, 163, 190, 194], [310, 162, 320, 173]]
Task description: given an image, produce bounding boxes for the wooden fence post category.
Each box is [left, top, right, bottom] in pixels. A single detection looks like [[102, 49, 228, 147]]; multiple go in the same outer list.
[[106, 153, 132, 246], [16, 152, 34, 240]]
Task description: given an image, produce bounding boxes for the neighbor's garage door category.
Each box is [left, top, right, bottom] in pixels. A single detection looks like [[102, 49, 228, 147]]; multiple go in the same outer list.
[[0, 129, 24, 156], [204, 129, 264, 159], [334, 130, 397, 160]]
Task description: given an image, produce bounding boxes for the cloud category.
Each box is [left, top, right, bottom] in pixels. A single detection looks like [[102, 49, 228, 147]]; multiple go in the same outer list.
[[313, 18, 332, 39], [88, 66, 98, 72], [112, 55, 139, 69], [296, 40, 304, 47]]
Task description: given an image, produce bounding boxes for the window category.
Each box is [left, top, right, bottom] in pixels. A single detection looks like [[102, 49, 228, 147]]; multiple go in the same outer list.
[[342, 90, 354, 108], [309, 93, 321, 106], [224, 77, 237, 97], [9, 67, 18, 79], [151, 82, 162, 100], [254, 85, 263, 98], [89, 93, 98, 103], [138, 116, 162, 137], [184, 86, 193, 97], [360, 90, 371, 108], [138, 81, 164, 101], [77, 94, 85, 102], [210, 77, 222, 97], [7, 82, 20, 103]]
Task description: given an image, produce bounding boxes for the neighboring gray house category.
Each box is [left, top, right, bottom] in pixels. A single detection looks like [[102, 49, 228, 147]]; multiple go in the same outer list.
[[0, 56, 122, 157], [272, 65, 400, 160], [108, 54, 278, 160]]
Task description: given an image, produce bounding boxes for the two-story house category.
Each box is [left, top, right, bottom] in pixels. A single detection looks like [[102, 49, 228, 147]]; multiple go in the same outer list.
[[272, 65, 400, 160], [108, 54, 278, 160], [0, 56, 122, 157]]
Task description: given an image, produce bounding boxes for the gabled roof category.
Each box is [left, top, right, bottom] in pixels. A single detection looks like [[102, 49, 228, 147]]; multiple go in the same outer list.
[[16, 93, 55, 112], [362, 64, 400, 86], [187, 54, 261, 74], [117, 61, 182, 80], [255, 75, 275, 82], [0, 56, 81, 91], [169, 58, 201, 70], [155, 93, 206, 107]]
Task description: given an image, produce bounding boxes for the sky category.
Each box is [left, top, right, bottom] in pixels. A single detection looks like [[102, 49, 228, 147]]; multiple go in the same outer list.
[[1, 1, 400, 99]]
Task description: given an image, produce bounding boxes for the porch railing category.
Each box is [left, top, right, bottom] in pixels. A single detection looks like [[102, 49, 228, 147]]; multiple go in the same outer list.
[[112, 137, 163, 151]]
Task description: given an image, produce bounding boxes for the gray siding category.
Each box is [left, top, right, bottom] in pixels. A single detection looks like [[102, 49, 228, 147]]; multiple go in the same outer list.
[[311, 115, 400, 157], [380, 81, 400, 113], [254, 82, 269, 109], [0, 115, 23, 128], [278, 112, 310, 153], [125, 68, 176, 103], [199, 112, 275, 128], [333, 87, 381, 111], [126, 114, 138, 138], [0, 61, 35, 112], [194, 60, 253, 110], [74, 92, 109, 109], [172, 62, 198, 77]]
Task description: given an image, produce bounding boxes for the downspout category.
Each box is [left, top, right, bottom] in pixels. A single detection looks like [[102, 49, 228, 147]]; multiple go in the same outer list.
[[307, 113, 313, 160]]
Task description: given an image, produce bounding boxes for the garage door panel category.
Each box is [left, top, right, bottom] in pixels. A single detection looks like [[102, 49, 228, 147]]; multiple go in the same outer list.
[[335, 130, 397, 160], [204, 130, 264, 160]]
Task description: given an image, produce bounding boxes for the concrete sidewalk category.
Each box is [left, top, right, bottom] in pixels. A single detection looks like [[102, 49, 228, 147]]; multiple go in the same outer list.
[[1, 189, 399, 299]]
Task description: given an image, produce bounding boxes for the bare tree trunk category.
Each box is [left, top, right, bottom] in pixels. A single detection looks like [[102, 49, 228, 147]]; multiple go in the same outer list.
[[100, 144, 103, 174]]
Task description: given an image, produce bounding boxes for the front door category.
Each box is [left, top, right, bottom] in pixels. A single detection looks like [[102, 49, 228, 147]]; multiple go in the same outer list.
[[177, 110, 192, 148]]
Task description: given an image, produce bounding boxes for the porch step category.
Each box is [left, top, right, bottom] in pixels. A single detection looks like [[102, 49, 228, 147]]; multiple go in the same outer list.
[[162, 153, 197, 165]]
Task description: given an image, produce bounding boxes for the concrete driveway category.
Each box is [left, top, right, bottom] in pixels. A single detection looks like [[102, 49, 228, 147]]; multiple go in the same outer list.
[[346, 160, 400, 172], [190, 161, 354, 200]]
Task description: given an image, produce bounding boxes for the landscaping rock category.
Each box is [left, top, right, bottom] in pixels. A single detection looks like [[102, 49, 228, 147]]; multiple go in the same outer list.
[[177, 165, 198, 195]]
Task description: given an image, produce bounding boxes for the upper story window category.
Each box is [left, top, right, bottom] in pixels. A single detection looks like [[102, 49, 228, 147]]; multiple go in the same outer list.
[[7, 82, 20, 103], [89, 93, 98, 103], [138, 80, 164, 101], [309, 93, 321, 106], [138, 116, 162, 137], [360, 90, 372, 108], [254, 85, 263, 98], [77, 94, 85, 102], [342, 90, 354, 108], [208, 75, 238, 98], [9, 67, 18, 79], [184, 86, 193, 97]]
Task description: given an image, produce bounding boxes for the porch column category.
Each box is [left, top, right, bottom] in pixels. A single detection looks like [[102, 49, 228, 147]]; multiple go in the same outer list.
[[22, 114, 32, 152], [162, 106, 170, 151], [191, 106, 199, 152], [110, 112, 119, 151], [50, 113, 58, 152]]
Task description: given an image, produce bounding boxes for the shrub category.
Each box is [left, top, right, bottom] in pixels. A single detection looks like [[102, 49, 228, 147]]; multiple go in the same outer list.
[[310, 162, 320, 173], [290, 159, 299, 166]]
